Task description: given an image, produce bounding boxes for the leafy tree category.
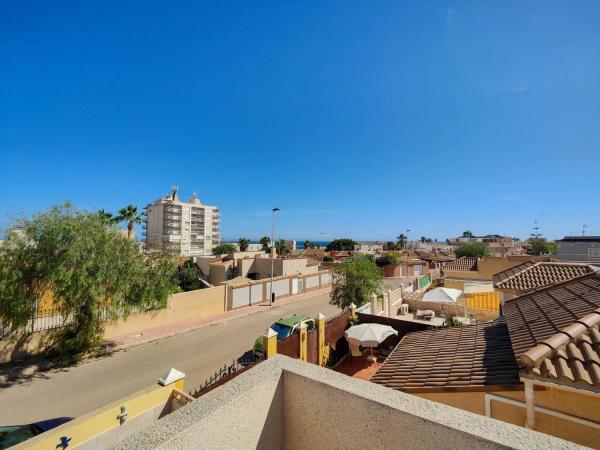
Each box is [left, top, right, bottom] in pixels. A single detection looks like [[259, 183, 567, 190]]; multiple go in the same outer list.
[[527, 238, 555, 256], [259, 236, 271, 252], [462, 230, 474, 238], [116, 204, 142, 240], [443, 315, 462, 327], [238, 237, 250, 251], [275, 239, 290, 256], [96, 209, 117, 226], [396, 234, 407, 250], [303, 240, 316, 249], [375, 252, 401, 267], [176, 259, 203, 291], [455, 243, 490, 258], [384, 241, 397, 251], [213, 243, 236, 255], [0, 204, 178, 358], [323, 255, 335, 262], [513, 237, 521, 242], [326, 238, 358, 251], [330, 255, 383, 309]]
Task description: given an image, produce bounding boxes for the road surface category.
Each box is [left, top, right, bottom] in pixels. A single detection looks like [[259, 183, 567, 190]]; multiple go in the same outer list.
[[0, 292, 339, 423]]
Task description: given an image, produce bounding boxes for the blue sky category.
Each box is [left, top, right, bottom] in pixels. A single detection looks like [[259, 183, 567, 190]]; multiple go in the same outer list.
[[1, 1, 599, 241]]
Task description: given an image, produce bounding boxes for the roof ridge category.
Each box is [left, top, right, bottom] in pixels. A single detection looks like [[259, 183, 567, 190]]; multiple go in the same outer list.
[[519, 308, 600, 367], [504, 270, 600, 304]]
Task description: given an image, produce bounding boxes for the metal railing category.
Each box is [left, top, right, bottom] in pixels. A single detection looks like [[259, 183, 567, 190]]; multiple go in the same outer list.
[[189, 356, 261, 398]]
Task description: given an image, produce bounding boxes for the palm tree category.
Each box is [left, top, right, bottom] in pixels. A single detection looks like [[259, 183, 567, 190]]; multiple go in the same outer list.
[[238, 237, 250, 251], [396, 234, 407, 250], [303, 240, 315, 249], [116, 205, 142, 240], [259, 236, 271, 252], [96, 209, 116, 226], [275, 239, 289, 256]]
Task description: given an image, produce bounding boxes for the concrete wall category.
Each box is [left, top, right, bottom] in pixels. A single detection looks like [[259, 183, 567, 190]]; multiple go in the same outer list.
[[117, 356, 577, 450], [417, 386, 600, 449], [0, 287, 227, 362], [444, 256, 533, 286], [228, 271, 332, 309], [104, 287, 226, 339], [16, 378, 186, 450]]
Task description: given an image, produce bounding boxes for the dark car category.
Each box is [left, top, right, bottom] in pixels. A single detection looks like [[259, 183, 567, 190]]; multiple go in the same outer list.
[[0, 417, 73, 449]]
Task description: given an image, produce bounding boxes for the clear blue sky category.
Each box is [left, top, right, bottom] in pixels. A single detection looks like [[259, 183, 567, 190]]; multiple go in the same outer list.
[[1, 1, 599, 241]]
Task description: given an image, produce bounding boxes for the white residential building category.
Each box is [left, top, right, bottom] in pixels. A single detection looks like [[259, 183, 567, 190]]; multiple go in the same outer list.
[[143, 187, 220, 256]]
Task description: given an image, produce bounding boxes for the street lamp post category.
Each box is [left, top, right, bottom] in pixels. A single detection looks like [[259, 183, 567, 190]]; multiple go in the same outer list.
[[269, 208, 280, 306]]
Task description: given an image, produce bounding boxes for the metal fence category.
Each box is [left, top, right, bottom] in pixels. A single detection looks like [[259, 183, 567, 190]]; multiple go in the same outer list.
[[189, 356, 261, 398], [0, 308, 74, 340]]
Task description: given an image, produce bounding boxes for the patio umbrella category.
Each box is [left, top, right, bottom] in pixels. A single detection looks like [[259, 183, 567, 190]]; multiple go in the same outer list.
[[345, 323, 398, 361], [422, 287, 463, 318], [422, 287, 462, 303]]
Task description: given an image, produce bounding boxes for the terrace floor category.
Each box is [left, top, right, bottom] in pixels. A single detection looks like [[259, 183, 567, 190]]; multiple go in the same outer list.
[[334, 354, 382, 380]]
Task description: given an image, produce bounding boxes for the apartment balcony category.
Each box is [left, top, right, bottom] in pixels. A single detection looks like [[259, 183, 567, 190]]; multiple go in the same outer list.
[[163, 235, 181, 242]]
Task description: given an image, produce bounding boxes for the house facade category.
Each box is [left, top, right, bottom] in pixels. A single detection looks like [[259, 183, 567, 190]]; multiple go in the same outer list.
[[556, 236, 600, 263]]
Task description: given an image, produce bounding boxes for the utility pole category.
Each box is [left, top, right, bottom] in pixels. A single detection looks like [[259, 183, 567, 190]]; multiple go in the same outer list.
[[269, 208, 280, 306]]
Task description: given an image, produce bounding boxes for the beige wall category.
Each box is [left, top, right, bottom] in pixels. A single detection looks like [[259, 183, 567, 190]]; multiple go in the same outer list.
[[104, 287, 226, 339], [414, 385, 600, 448], [444, 256, 530, 285]]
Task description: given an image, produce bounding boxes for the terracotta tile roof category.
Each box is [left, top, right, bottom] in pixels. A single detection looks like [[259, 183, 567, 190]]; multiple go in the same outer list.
[[518, 308, 600, 390], [504, 271, 600, 359], [371, 320, 521, 391], [442, 256, 478, 272], [493, 262, 595, 292]]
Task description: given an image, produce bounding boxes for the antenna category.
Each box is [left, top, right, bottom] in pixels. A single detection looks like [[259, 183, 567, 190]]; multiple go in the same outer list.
[[531, 220, 540, 239], [171, 185, 179, 200], [582, 224, 588, 236]]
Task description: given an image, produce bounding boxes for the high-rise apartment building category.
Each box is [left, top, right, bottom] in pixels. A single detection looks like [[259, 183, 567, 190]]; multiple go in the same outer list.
[[143, 187, 220, 256]]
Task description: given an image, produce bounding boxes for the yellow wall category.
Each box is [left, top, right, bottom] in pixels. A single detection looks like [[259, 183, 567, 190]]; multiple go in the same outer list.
[[19, 379, 184, 450], [415, 392, 485, 415], [465, 292, 501, 313], [103, 287, 226, 339], [415, 386, 600, 449]]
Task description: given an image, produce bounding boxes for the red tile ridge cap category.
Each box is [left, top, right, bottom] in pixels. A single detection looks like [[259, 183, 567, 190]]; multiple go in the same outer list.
[[520, 308, 600, 368]]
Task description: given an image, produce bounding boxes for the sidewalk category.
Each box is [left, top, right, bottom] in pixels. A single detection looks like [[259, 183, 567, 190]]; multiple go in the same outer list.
[[105, 286, 332, 352]]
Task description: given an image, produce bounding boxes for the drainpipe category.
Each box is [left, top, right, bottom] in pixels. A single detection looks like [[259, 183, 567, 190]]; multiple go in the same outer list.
[[524, 380, 536, 429]]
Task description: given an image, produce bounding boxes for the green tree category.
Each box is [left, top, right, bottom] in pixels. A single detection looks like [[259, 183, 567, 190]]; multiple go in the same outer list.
[[462, 230, 474, 238], [275, 239, 290, 256], [176, 259, 203, 291], [323, 255, 335, 262], [527, 238, 555, 256], [384, 241, 397, 251], [455, 243, 490, 258], [396, 234, 407, 250], [213, 243, 236, 255], [375, 252, 401, 267], [0, 204, 177, 358], [330, 255, 383, 309], [96, 209, 117, 226], [259, 236, 271, 252], [303, 240, 315, 249], [238, 237, 250, 251], [326, 238, 358, 251], [116, 204, 142, 240]]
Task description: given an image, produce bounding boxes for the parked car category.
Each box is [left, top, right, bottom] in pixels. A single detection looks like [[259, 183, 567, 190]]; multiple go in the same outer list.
[[253, 315, 315, 359], [0, 417, 73, 449]]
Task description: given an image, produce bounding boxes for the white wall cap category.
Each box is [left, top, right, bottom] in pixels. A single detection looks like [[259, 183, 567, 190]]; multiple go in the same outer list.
[[159, 368, 186, 386]]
